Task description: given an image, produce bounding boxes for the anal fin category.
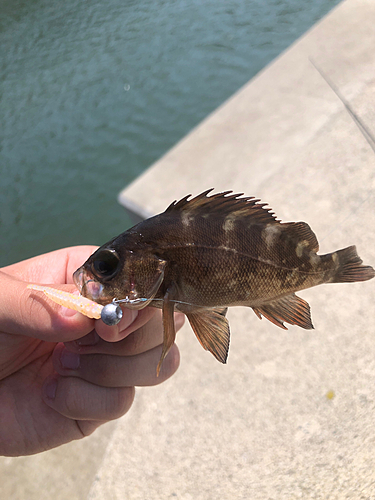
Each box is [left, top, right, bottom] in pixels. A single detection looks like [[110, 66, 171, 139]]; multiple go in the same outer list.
[[186, 308, 230, 363], [212, 307, 228, 317], [252, 294, 314, 330]]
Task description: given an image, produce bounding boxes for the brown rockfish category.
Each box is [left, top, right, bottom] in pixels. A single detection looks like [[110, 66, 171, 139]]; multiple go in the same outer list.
[[73, 190, 375, 373]]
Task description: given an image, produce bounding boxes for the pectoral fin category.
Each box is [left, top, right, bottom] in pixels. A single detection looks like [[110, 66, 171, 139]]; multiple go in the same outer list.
[[252, 294, 313, 330], [157, 287, 176, 376], [186, 308, 230, 364]]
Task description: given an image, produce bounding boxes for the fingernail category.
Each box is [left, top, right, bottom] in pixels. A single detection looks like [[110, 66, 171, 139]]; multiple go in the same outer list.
[[44, 378, 57, 400], [60, 350, 80, 370], [76, 331, 99, 346]]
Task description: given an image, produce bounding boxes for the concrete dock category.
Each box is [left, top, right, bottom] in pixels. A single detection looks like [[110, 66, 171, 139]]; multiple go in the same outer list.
[[2, 0, 375, 498]]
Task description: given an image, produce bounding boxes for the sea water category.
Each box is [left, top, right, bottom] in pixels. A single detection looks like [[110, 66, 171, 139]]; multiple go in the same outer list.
[[0, 0, 340, 266]]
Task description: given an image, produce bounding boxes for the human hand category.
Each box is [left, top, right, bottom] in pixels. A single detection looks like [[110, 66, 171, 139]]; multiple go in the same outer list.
[[0, 246, 182, 457]]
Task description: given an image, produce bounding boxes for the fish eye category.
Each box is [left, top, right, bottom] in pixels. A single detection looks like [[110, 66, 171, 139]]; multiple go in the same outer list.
[[91, 249, 120, 280]]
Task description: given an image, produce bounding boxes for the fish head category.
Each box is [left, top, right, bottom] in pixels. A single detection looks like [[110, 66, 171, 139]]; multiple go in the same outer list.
[[73, 245, 167, 309]]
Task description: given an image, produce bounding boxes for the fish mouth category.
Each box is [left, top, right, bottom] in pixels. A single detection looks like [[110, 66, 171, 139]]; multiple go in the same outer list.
[[73, 267, 104, 302]]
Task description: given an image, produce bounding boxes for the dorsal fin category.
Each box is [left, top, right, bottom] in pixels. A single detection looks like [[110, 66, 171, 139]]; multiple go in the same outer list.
[[165, 189, 280, 224], [282, 222, 319, 253]]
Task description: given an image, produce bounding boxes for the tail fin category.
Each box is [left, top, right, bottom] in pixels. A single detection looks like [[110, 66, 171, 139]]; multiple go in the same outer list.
[[331, 245, 375, 283]]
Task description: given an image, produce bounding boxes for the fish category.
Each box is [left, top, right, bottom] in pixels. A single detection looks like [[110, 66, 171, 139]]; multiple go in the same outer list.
[[73, 189, 375, 374]]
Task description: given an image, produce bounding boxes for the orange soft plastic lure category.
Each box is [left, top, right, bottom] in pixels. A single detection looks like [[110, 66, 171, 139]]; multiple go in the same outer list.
[[27, 284, 103, 319]]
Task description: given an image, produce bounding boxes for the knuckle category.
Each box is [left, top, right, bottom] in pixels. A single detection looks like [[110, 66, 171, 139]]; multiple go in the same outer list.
[[63, 381, 83, 417], [81, 354, 114, 386], [56, 378, 135, 421], [158, 344, 180, 380], [123, 328, 148, 354], [104, 387, 135, 419]]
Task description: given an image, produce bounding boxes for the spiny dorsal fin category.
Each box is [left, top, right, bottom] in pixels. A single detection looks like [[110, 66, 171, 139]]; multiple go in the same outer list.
[[165, 189, 280, 225], [252, 293, 314, 330]]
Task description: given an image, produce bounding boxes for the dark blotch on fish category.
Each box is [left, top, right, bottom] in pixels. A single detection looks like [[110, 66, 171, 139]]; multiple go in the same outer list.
[[73, 190, 375, 374]]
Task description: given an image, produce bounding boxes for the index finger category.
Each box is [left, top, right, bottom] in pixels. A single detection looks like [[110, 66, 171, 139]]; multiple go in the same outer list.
[[1, 246, 98, 285], [0, 272, 94, 341]]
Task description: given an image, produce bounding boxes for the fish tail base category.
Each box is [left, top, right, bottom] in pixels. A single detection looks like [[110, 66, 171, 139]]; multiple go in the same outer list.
[[330, 246, 375, 283]]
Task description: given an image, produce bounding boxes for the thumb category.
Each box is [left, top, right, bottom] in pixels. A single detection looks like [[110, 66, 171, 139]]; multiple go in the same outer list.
[[0, 271, 94, 342]]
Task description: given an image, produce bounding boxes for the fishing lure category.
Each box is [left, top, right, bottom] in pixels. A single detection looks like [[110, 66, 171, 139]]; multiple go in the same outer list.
[[26, 284, 123, 325]]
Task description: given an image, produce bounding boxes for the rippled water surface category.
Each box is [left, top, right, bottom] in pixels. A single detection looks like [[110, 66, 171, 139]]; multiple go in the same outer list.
[[1, 0, 340, 266]]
